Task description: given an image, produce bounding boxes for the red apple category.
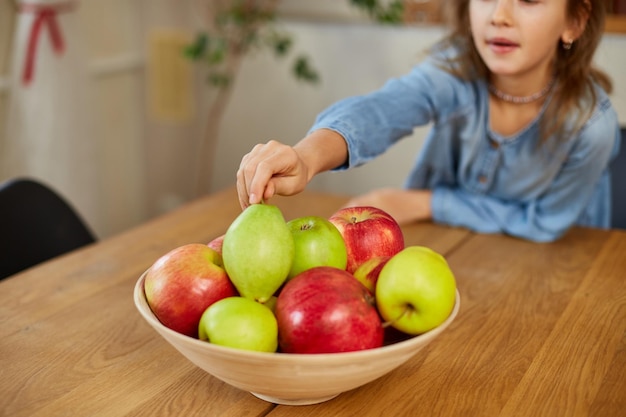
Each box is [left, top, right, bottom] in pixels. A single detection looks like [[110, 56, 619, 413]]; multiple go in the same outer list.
[[207, 234, 225, 255], [329, 206, 404, 273], [275, 266, 384, 353], [352, 255, 391, 293], [144, 243, 237, 338]]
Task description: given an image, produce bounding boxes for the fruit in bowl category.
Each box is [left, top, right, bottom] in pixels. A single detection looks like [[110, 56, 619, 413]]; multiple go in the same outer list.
[[134, 272, 460, 405], [198, 296, 278, 352], [143, 243, 237, 338], [286, 216, 348, 279], [222, 203, 294, 303], [275, 266, 384, 354], [352, 255, 391, 293], [376, 246, 458, 335], [328, 206, 404, 274], [136, 203, 460, 405]]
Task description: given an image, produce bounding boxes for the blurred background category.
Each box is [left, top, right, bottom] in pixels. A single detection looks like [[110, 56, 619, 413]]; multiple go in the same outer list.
[[1, 0, 625, 240]]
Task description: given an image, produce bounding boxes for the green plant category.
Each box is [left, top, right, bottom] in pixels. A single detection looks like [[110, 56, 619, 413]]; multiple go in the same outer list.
[[186, 1, 404, 196], [349, 0, 404, 24], [185, 3, 320, 88]]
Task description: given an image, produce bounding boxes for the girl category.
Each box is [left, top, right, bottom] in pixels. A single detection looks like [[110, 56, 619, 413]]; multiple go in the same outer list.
[[236, 0, 620, 242]]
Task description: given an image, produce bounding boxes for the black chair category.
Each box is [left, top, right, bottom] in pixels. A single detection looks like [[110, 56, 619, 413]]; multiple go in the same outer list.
[[0, 177, 97, 280], [610, 127, 626, 230]]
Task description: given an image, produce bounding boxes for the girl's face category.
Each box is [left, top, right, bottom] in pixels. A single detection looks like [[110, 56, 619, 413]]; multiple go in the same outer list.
[[469, 0, 578, 80]]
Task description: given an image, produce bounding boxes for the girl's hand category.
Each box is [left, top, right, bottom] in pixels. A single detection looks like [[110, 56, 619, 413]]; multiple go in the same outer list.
[[236, 140, 310, 209], [236, 129, 349, 209], [343, 188, 433, 225]]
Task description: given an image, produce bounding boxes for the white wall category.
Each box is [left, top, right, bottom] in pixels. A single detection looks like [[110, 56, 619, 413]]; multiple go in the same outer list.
[[213, 21, 626, 198], [211, 22, 445, 196], [2, 7, 625, 238], [0, 0, 205, 238]]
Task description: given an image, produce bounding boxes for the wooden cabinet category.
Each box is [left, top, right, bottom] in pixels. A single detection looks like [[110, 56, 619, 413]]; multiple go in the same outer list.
[[278, 1, 626, 33], [402, 1, 442, 24], [606, 0, 626, 33], [402, 0, 626, 33], [606, 14, 626, 33]]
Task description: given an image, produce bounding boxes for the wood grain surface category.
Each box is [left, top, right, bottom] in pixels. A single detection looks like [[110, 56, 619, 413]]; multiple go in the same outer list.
[[1, 187, 624, 417]]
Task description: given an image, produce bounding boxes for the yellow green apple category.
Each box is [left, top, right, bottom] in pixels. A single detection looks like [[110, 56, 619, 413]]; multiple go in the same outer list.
[[352, 255, 391, 293], [198, 296, 278, 352], [375, 246, 456, 335]]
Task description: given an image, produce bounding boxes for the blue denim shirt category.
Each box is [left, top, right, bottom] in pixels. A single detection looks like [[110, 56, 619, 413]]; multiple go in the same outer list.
[[309, 53, 620, 242]]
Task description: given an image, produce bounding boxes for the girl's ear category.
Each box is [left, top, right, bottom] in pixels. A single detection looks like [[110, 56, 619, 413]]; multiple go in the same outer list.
[[561, 0, 591, 44]]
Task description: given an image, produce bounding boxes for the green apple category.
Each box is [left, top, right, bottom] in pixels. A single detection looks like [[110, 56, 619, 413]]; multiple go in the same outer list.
[[198, 296, 278, 352], [375, 246, 456, 335], [262, 295, 278, 313], [286, 216, 348, 279], [352, 255, 391, 293], [207, 233, 225, 255]]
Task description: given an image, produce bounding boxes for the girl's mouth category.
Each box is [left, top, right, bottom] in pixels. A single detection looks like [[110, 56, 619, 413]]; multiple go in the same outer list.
[[487, 38, 519, 54]]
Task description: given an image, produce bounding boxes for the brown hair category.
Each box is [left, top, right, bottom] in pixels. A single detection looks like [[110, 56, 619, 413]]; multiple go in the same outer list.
[[434, 0, 612, 141]]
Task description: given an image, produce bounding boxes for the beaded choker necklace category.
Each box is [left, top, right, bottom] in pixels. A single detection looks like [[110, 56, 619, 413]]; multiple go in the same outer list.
[[489, 79, 555, 104]]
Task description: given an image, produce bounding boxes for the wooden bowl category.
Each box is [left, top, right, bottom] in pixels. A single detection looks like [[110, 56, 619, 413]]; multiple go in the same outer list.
[[134, 273, 460, 405]]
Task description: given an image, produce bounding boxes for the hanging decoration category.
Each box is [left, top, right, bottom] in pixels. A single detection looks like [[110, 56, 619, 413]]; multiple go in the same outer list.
[[19, 1, 74, 85], [2, 0, 103, 236]]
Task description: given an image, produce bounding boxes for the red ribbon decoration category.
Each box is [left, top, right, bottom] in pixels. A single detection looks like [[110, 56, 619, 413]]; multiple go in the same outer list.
[[19, 2, 75, 86]]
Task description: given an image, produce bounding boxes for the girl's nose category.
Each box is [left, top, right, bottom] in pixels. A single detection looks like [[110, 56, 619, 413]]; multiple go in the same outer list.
[[491, 0, 513, 27]]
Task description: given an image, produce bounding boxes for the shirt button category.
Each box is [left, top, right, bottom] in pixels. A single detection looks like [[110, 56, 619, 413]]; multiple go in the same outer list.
[[478, 175, 488, 184], [490, 140, 500, 149]]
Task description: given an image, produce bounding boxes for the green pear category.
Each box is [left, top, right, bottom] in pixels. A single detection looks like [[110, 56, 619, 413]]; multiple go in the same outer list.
[[222, 203, 294, 302]]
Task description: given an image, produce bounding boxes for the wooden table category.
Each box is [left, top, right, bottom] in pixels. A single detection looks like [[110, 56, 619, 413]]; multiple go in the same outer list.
[[1, 186, 625, 417]]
